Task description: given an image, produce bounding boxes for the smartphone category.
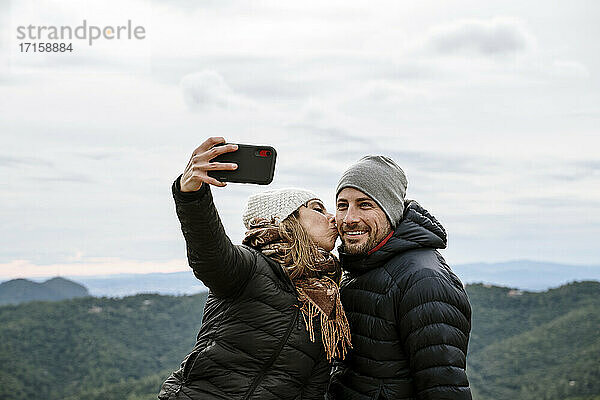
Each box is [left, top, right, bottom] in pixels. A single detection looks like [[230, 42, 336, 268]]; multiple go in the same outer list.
[[208, 143, 277, 185]]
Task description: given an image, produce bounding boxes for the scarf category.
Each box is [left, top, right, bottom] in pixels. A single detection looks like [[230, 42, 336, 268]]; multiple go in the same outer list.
[[243, 218, 352, 361]]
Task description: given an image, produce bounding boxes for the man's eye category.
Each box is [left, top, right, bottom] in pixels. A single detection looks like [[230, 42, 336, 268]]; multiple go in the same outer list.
[[360, 202, 371, 208], [337, 204, 348, 210]]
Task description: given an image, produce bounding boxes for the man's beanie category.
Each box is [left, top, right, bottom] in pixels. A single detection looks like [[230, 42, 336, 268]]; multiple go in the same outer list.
[[242, 188, 319, 229], [336, 155, 408, 228]]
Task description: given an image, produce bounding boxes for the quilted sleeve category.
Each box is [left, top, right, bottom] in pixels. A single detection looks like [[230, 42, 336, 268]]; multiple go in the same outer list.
[[395, 270, 472, 400], [172, 177, 255, 297]]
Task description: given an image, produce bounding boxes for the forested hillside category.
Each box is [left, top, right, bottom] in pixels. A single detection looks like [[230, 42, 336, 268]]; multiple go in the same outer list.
[[467, 281, 600, 400], [0, 282, 598, 400], [0, 293, 207, 400]]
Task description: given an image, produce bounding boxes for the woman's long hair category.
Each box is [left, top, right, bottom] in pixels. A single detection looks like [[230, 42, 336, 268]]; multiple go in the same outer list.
[[278, 210, 341, 283]]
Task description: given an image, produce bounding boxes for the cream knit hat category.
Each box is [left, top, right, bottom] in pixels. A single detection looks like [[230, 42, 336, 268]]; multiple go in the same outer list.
[[242, 188, 319, 229]]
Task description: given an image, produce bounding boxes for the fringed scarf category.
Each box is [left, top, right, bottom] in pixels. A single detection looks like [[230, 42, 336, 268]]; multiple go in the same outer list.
[[243, 218, 352, 361]]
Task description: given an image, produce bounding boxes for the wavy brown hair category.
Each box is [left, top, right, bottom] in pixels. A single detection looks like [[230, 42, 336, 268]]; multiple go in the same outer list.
[[278, 210, 341, 283]]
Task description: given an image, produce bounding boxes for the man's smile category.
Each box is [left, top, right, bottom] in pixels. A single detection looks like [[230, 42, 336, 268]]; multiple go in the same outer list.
[[343, 230, 368, 237], [341, 226, 371, 241]]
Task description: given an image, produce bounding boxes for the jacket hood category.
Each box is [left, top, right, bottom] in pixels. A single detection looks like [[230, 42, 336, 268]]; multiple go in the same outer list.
[[339, 200, 447, 273]]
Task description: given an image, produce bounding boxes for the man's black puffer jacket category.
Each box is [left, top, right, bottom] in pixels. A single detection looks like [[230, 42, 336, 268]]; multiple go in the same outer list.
[[158, 180, 331, 400], [328, 201, 472, 400]]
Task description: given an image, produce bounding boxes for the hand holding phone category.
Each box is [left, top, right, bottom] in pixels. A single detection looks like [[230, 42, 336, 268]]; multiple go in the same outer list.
[[179, 137, 277, 192], [179, 137, 239, 192]]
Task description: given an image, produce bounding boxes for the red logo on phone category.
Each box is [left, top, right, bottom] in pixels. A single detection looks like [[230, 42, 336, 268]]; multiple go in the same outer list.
[[258, 150, 271, 157]]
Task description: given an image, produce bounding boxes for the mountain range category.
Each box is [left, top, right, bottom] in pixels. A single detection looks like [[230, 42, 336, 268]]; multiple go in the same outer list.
[[452, 260, 600, 291], [1, 259, 598, 302], [43, 260, 600, 297], [0, 281, 598, 400]]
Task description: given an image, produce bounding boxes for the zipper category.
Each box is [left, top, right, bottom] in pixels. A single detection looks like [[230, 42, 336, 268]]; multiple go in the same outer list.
[[242, 306, 299, 400]]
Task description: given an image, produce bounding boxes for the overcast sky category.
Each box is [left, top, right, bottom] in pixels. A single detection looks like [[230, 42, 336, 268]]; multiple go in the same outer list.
[[1, 0, 599, 279]]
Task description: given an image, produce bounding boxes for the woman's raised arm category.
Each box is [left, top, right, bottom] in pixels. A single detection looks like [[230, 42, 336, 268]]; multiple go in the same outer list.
[[173, 137, 255, 297]]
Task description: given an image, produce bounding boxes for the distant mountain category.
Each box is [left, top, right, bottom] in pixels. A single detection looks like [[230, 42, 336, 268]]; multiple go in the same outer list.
[[72, 271, 207, 297], [2, 260, 597, 298], [73, 260, 600, 296], [0, 277, 89, 305], [0, 282, 598, 400], [452, 260, 600, 291]]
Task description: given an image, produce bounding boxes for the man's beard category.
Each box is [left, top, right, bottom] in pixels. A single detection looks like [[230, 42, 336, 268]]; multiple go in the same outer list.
[[340, 229, 389, 255]]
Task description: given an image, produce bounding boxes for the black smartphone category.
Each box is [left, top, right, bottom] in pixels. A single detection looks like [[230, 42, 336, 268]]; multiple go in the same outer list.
[[208, 143, 277, 185]]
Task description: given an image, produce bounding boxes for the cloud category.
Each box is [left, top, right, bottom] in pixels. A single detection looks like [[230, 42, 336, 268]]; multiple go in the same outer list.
[[0, 155, 54, 168], [550, 60, 590, 79], [147, 0, 238, 11], [72, 150, 122, 161], [180, 70, 255, 110], [283, 98, 370, 146], [426, 18, 533, 55], [28, 173, 96, 184], [286, 124, 369, 145], [389, 151, 500, 174], [510, 196, 600, 209], [545, 159, 600, 182], [576, 160, 600, 172], [325, 149, 499, 175], [0, 9, 10, 84], [1, 1, 599, 270], [0, 154, 94, 183]]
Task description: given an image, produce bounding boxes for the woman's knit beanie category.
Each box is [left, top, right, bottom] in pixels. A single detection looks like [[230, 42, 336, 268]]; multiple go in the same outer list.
[[242, 188, 319, 229]]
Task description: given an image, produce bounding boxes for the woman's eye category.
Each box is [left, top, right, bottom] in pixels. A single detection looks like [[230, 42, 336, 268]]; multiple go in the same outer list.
[[314, 207, 324, 214]]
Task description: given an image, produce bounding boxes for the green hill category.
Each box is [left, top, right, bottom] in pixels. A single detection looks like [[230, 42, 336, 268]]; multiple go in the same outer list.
[[466, 281, 600, 353], [0, 281, 598, 400], [466, 281, 600, 400], [0, 292, 208, 400], [0, 277, 89, 305]]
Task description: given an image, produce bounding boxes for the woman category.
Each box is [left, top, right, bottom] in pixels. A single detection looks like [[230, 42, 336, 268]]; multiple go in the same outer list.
[[159, 137, 351, 400]]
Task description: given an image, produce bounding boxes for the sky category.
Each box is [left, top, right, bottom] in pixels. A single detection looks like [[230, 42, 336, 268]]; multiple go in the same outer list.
[[1, 0, 599, 279]]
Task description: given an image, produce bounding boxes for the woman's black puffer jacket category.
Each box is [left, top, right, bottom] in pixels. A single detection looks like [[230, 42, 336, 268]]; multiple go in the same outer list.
[[158, 180, 330, 400], [328, 201, 472, 400]]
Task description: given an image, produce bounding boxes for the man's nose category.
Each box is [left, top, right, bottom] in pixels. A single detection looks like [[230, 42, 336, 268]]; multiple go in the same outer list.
[[343, 206, 360, 225]]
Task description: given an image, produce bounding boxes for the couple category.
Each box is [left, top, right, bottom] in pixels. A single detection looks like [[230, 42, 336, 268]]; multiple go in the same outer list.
[[159, 137, 472, 400]]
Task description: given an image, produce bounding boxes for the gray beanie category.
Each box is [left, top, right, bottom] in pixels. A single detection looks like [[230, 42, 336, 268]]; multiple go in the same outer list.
[[336, 155, 408, 228], [242, 188, 319, 229]]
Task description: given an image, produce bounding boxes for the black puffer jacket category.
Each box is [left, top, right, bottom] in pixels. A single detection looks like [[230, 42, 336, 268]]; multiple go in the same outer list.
[[328, 201, 472, 400], [158, 180, 330, 400]]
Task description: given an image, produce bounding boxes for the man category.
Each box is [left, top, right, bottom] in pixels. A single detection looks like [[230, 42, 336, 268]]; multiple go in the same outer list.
[[328, 155, 472, 400]]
